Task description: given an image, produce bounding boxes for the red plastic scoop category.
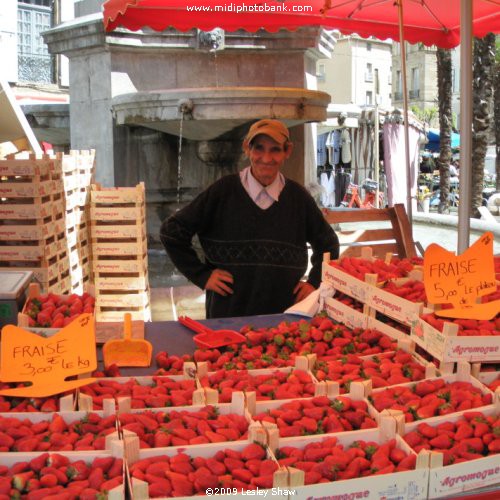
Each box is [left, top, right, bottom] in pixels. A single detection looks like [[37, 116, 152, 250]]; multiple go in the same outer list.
[[178, 316, 246, 349]]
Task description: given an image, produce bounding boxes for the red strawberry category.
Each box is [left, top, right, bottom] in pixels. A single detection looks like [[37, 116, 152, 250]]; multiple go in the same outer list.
[[166, 472, 193, 496], [241, 443, 266, 461], [429, 434, 453, 449], [87, 468, 105, 490]]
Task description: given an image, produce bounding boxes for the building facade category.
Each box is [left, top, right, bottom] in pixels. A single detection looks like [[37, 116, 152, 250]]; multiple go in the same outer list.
[[317, 34, 393, 109], [0, 0, 74, 91]]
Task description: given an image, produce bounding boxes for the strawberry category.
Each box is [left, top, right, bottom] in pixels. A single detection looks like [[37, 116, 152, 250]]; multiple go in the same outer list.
[[0, 478, 10, 495], [12, 471, 35, 492], [39, 474, 58, 488], [455, 423, 474, 440], [87, 468, 104, 490], [106, 458, 123, 478], [79, 489, 101, 500], [241, 443, 266, 461], [429, 433, 453, 449], [166, 472, 193, 496], [488, 439, 500, 453], [100, 476, 123, 492]]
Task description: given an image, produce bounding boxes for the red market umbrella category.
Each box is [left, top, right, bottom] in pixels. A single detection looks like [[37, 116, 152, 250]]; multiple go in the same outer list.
[[102, 0, 500, 252], [103, 0, 500, 48]]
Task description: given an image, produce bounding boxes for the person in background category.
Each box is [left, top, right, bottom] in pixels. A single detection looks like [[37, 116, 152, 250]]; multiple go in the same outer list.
[[420, 155, 435, 174], [449, 160, 459, 178], [160, 119, 339, 319]]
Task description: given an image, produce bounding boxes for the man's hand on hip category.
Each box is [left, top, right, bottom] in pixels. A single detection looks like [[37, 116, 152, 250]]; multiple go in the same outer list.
[[293, 281, 315, 303], [205, 269, 234, 296]]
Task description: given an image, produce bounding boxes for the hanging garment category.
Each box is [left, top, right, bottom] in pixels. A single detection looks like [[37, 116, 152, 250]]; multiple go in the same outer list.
[[326, 129, 341, 166], [383, 122, 420, 211], [335, 171, 351, 206], [320, 172, 330, 207], [326, 172, 335, 207], [317, 133, 328, 167], [341, 128, 352, 165], [319, 171, 335, 207]]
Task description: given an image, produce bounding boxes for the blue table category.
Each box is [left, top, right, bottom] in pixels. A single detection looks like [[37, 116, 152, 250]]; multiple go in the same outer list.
[[103, 313, 303, 376]]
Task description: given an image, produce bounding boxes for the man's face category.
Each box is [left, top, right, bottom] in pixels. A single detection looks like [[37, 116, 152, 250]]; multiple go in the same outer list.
[[244, 135, 292, 186]]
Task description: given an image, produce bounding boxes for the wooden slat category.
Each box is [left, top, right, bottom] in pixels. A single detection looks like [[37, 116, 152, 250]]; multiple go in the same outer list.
[[322, 208, 392, 224], [340, 242, 399, 258], [323, 203, 417, 258], [337, 228, 395, 245], [393, 203, 417, 258]]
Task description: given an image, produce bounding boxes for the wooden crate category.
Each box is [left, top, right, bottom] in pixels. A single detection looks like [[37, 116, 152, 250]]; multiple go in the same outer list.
[[0, 156, 52, 176], [0, 178, 58, 198], [274, 422, 429, 500], [0, 260, 60, 284], [411, 314, 500, 363], [90, 205, 145, 222], [90, 220, 146, 240], [75, 149, 96, 171], [0, 239, 60, 262], [95, 306, 151, 323], [322, 260, 374, 304], [91, 183, 145, 204], [94, 274, 149, 291], [0, 195, 64, 220], [91, 240, 147, 257], [0, 217, 63, 241], [95, 289, 150, 309], [92, 257, 147, 274], [17, 282, 95, 331]]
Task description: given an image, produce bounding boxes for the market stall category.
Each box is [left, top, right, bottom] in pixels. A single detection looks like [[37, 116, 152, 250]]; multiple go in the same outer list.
[[0, 242, 499, 499]]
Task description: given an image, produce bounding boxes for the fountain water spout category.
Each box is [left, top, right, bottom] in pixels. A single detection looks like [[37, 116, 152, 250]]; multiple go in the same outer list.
[[197, 29, 225, 52], [178, 98, 194, 117]]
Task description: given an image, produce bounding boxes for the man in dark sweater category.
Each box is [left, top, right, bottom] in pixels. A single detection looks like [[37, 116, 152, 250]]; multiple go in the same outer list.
[[160, 119, 339, 318]]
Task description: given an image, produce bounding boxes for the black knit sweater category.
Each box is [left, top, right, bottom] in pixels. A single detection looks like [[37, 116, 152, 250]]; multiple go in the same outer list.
[[160, 174, 339, 318]]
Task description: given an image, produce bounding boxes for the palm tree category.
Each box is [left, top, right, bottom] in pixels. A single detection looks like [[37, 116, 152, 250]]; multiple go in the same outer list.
[[472, 33, 495, 217], [436, 48, 453, 214]]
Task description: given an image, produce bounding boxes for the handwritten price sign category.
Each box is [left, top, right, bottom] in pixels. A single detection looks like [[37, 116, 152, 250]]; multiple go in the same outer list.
[[0, 314, 97, 397], [424, 232, 500, 320]]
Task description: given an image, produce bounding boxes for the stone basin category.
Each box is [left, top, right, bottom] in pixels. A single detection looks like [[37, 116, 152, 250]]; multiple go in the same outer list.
[[112, 86, 331, 140]]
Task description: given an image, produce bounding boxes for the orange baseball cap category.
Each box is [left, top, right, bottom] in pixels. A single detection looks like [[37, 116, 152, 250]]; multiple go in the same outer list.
[[244, 119, 290, 145]]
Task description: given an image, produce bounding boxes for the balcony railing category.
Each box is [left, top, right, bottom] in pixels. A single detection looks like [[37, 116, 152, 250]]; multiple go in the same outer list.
[[409, 89, 420, 99], [18, 53, 53, 84], [393, 91, 403, 101]]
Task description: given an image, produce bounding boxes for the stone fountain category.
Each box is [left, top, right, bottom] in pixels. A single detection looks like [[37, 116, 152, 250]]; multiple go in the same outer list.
[[43, 11, 334, 244]]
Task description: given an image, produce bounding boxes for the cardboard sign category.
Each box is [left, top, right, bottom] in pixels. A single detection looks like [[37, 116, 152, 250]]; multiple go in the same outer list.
[[424, 232, 498, 320], [0, 314, 96, 397]]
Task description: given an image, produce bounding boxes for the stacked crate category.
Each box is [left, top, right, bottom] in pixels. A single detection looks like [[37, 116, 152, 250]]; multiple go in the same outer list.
[[0, 154, 70, 293], [90, 183, 151, 324], [55, 150, 95, 294]]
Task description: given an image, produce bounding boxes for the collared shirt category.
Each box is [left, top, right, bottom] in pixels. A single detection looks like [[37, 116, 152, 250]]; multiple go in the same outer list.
[[239, 166, 285, 209]]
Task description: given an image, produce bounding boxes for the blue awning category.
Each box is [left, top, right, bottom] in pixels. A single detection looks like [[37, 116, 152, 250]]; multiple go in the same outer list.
[[426, 128, 460, 152]]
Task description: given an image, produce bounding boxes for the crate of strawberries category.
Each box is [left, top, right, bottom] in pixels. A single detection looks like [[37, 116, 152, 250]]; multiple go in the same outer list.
[[17, 282, 95, 335]]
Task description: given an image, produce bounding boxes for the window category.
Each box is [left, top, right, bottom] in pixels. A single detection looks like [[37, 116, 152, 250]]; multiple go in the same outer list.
[[452, 68, 459, 92], [411, 67, 420, 92], [396, 70, 402, 93], [365, 63, 373, 82], [317, 63, 326, 82], [366, 42, 372, 51], [366, 91, 373, 105], [17, 1, 53, 83]]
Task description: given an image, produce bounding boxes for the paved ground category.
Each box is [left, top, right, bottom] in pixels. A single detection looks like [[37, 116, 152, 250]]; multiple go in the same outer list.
[[148, 212, 500, 321]]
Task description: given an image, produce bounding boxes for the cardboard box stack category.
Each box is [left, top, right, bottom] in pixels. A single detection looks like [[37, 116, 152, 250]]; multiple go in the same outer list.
[[55, 150, 95, 294], [90, 182, 151, 326], [0, 154, 69, 293]]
